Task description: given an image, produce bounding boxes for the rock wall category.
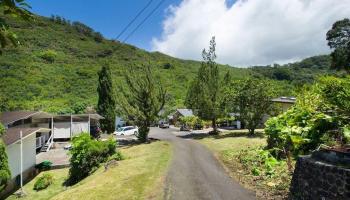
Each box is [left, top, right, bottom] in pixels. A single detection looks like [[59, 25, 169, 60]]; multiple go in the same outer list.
[[290, 155, 350, 200]]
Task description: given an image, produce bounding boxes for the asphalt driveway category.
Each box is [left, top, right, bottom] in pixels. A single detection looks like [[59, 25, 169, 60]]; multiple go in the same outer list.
[[149, 127, 255, 200]]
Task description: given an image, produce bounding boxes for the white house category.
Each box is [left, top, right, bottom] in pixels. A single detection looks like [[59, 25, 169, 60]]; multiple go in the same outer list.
[[0, 111, 51, 198], [52, 114, 103, 139]]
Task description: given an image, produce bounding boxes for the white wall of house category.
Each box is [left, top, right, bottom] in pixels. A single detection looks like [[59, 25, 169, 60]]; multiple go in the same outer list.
[[54, 122, 71, 139], [54, 122, 89, 139], [72, 122, 88, 136], [6, 134, 36, 178]]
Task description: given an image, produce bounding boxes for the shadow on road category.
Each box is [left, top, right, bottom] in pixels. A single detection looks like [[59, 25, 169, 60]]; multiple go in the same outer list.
[[177, 131, 265, 140]]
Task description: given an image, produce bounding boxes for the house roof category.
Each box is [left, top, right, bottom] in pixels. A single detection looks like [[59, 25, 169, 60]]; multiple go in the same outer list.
[[54, 113, 104, 120], [176, 109, 194, 117], [0, 111, 52, 126], [271, 97, 296, 104], [2, 127, 51, 146]]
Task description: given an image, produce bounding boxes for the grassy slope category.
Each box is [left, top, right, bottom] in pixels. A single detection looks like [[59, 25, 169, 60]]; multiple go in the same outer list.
[[6, 141, 172, 200]]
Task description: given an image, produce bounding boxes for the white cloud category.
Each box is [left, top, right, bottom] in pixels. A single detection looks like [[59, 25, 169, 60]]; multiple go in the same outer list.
[[152, 0, 350, 67]]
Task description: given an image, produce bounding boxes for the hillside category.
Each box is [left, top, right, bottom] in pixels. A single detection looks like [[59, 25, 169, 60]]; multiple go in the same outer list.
[[0, 14, 337, 114]]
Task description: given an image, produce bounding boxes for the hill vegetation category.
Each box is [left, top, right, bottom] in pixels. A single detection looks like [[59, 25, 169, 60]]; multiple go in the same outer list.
[[0, 13, 340, 114]]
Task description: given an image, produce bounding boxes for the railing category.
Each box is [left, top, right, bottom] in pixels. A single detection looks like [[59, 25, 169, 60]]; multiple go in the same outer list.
[[36, 135, 46, 149], [45, 134, 54, 152]]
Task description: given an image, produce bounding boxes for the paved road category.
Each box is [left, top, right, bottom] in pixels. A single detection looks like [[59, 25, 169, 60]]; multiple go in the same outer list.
[[149, 127, 255, 200]]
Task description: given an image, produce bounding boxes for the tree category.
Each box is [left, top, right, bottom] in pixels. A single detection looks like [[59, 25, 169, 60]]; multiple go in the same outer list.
[[0, 0, 32, 54], [185, 37, 224, 134], [0, 123, 11, 192], [97, 65, 116, 133], [118, 65, 166, 142], [226, 78, 275, 135], [326, 18, 350, 73]]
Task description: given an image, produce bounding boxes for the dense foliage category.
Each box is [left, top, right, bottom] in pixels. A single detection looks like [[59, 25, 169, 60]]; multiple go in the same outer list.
[[118, 65, 166, 142], [178, 116, 203, 129], [0, 123, 10, 192], [326, 18, 350, 73], [226, 78, 276, 135], [33, 173, 53, 191], [265, 76, 350, 160], [68, 134, 116, 184], [97, 65, 116, 133]]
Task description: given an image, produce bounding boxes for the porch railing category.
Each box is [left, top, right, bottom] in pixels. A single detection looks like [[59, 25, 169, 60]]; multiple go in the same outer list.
[[36, 135, 46, 149]]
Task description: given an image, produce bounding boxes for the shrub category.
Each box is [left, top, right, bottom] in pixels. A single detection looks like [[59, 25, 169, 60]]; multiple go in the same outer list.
[[68, 134, 116, 184], [265, 76, 350, 160], [35, 160, 53, 171], [108, 151, 125, 161], [39, 50, 57, 63], [0, 124, 11, 192], [33, 173, 53, 191], [93, 32, 103, 43]]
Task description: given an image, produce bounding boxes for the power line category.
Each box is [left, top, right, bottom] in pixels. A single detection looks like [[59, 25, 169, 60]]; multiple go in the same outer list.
[[123, 0, 166, 43], [116, 0, 154, 40]]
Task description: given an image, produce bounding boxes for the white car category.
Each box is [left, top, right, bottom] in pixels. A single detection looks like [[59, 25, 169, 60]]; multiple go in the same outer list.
[[115, 126, 138, 136]]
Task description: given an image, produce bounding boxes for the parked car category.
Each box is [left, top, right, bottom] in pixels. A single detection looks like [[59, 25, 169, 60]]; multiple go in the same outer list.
[[180, 125, 191, 131], [114, 126, 139, 136], [159, 121, 170, 128]]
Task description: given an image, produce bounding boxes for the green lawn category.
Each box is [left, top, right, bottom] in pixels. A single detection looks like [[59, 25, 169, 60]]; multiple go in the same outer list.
[[198, 130, 291, 200], [7, 141, 172, 200]]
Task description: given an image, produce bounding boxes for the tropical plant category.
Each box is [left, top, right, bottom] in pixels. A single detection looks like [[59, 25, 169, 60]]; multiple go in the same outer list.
[[97, 65, 116, 133], [117, 64, 166, 142], [265, 76, 350, 164]]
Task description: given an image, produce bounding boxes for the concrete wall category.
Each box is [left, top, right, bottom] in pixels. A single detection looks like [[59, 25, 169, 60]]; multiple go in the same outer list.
[[6, 134, 36, 179], [290, 155, 350, 199]]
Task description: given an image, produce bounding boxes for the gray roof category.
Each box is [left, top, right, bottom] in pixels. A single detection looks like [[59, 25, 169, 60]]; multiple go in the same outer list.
[[176, 109, 194, 117], [2, 127, 50, 146], [271, 97, 296, 104], [0, 111, 52, 126]]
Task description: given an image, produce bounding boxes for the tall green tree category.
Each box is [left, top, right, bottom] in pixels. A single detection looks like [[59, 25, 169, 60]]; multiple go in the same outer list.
[[0, 123, 11, 192], [118, 65, 166, 142], [97, 65, 116, 133], [326, 18, 350, 73], [185, 37, 224, 134], [0, 0, 32, 54], [226, 78, 276, 135]]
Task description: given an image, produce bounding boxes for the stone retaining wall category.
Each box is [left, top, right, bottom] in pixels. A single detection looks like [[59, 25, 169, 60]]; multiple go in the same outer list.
[[290, 155, 350, 199]]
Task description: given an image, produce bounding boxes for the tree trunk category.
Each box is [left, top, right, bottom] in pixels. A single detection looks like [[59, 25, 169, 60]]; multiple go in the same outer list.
[[248, 128, 255, 136], [209, 118, 218, 135]]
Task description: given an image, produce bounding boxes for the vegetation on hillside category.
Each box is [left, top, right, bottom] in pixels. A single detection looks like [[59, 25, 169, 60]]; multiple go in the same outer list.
[[0, 12, 338, 114]]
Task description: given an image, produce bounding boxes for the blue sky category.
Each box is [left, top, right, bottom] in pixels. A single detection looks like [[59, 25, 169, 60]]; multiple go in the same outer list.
[[27, 0, 182, 50]]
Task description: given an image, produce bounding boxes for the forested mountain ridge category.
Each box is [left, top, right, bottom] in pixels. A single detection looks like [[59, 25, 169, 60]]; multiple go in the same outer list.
[[0, 13, 338, 113]]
